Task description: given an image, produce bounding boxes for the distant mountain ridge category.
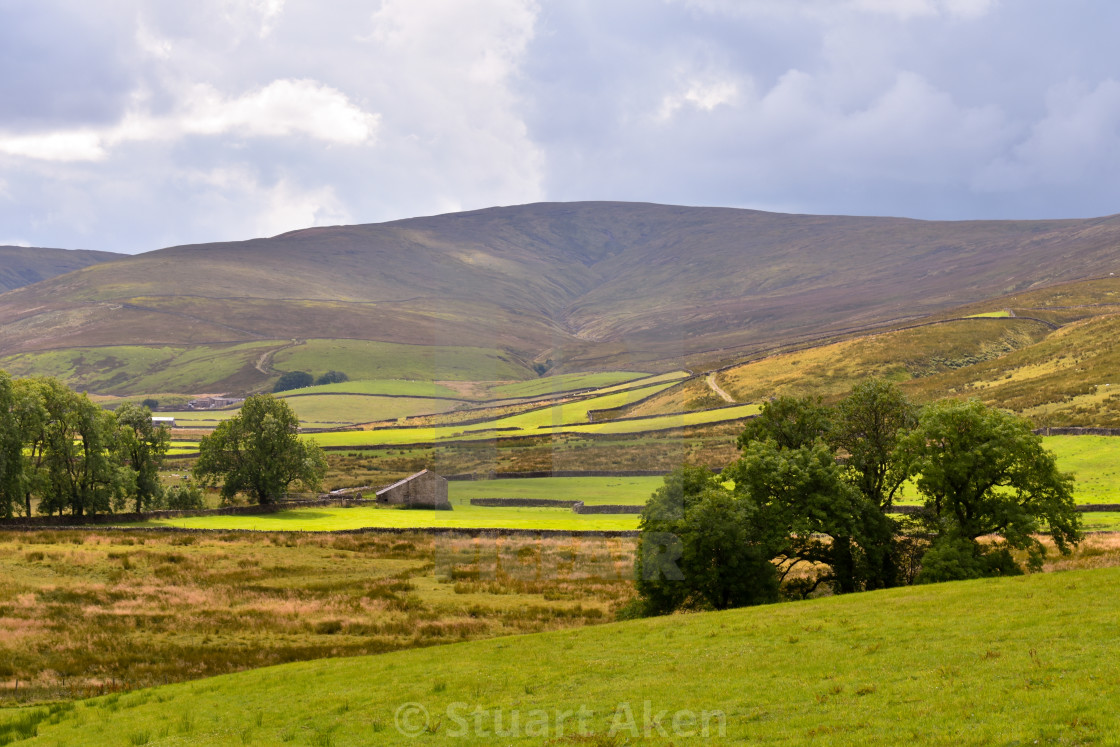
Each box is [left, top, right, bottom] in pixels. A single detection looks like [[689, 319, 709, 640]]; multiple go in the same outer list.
[[3, 202, 1120, 383], [0, 245, 124, 293]]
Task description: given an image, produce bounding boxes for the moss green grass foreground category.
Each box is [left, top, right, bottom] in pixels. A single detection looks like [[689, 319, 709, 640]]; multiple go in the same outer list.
[[7, 565, 1120, 745]]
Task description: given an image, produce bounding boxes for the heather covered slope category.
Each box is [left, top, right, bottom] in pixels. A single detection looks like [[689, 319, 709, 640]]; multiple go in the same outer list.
[[0, 245, 123, 293], [5, 202, 1120, 388]]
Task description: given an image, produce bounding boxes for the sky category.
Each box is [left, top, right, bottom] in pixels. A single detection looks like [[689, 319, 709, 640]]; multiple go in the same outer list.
[[3, 0, 1120, 253]]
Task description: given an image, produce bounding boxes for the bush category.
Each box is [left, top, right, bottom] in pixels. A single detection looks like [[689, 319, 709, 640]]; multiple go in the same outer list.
[[315, 370, 349, 386], [273, 371, 314, 392], [140, 398, 159, 410], [164, 484, 205, 510], [915, 537, 1023, 584]]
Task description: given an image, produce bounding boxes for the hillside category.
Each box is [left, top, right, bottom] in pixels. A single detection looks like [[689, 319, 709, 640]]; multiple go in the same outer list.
[[8, 564, 1120, 744], [0, 245, 123, 293], [5, 202, 1120, 393], [678, 275, 1120, 426]]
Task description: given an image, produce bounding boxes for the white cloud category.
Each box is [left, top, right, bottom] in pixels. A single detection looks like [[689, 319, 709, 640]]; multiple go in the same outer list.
[[135, 20, 172, 59], [0, 78, 379, 163], [0, 130, 107, 162], [183, 166, 350, 238], [658, 78, 741, 120]]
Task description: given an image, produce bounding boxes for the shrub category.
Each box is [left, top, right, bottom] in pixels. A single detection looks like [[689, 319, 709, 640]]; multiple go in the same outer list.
[[273, 371, 314, 393], [314, 370, 349, 386], [164, 484, 205, 510]]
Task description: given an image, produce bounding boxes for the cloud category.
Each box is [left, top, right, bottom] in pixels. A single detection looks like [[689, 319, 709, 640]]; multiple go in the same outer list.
[[658, 78, 741, 121], [672, 0, 999, 21], [0, 130, 106, 162], [0, 78, 379, 163], [5, 0, 1120, 254]]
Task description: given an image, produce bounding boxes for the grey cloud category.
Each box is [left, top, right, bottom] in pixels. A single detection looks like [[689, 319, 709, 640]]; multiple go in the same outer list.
[[3, 0, 1120, 254]]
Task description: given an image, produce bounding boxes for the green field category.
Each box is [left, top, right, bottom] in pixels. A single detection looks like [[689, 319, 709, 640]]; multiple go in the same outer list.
[[0, 342, 277, 396], [131, 503, 639, 532], [277, 379, 468, 398], [272, 339, 534, 382], [484, 371, 654, 399], [9, 564, 1120, 744], [1043, 436, 1120, 503], [450, 476, 663, 506], [964, 310, 1013, 318], [283, 394, 462, 424]]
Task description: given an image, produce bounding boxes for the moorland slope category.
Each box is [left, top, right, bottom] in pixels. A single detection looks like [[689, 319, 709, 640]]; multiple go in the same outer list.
[[0, 245, 123, 293], [5, 202, 1120, 392]]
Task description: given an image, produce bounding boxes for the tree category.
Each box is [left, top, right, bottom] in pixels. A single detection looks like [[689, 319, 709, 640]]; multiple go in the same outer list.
[[897, 399, 1081, 578], [829, 379, 920, 589], [830, 379, 918, 511], [114, 403, 170, 513], [34, 379, 127, 518], [726, 438, 869, 596], [193, 394, 327, 504], [633, 466, 779, 615], [0, 372, 23, 518], [737, 395, 831, 452], [273, 371, 314, 393], [314, 370, 349, 386]]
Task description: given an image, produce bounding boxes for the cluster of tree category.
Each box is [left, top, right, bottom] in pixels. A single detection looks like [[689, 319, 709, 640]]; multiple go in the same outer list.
[[193, 394, 327, 504], [272, 370, 349, 393], [0, 372, 185, 518], [632, 380, 1081, 615]]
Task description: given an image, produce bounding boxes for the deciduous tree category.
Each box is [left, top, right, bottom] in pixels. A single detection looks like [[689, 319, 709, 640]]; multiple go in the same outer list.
[[193, 394, 327, 504], [114, 403, 170, 513], [898, 399, 1080, 579]]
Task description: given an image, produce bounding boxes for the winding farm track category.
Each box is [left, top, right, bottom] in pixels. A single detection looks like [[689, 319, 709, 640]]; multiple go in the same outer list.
[[255, 339, 304, 376], [706, 372, 735, 403]]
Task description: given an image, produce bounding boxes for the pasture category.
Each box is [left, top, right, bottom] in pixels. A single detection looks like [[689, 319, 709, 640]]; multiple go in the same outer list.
[[8, 552, 1120, 744], [449, 476, 663, 505], [271, 339, 534, 382], [131, 504, 640, 532]]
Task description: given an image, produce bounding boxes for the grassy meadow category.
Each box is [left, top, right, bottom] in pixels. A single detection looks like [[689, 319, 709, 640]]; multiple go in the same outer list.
[[129, 504, 639, 532], [449, 476, 663, 506], [7, 547, 1120, 744], [271, 340, 534, 383]]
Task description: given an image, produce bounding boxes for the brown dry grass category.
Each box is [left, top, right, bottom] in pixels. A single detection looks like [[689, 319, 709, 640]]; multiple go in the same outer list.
[[0, 530, 635, 706]]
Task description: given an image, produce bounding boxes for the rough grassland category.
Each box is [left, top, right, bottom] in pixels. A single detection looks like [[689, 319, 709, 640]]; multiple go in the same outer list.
[[271, 339, 535, 382], [717, 317, 1051, 404], [8, 563, 1120, 744], [131, 504, 639, 532], [0, 531, 633, 707]]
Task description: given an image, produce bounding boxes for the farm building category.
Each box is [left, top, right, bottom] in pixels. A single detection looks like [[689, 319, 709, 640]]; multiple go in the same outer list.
[[152, 416, 175, 427], [375, 470, 451, 510]]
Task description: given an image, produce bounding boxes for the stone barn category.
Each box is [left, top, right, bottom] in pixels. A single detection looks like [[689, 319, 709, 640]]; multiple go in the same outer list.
[[375, 470, 451, 510]]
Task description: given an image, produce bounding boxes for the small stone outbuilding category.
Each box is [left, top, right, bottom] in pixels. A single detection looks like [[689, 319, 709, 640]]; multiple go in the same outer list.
[[375, 470, 451, 510]]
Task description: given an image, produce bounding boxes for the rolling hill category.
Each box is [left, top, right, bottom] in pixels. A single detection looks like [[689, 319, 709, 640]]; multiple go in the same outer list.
[[0, 245, 123, 293], [5, 202, 1120, 394], [8, 564, 1120, 744]]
